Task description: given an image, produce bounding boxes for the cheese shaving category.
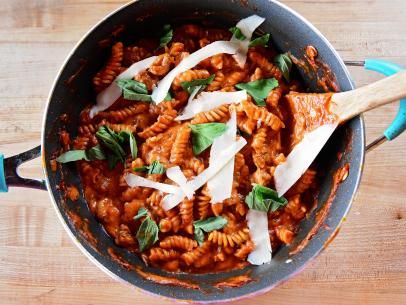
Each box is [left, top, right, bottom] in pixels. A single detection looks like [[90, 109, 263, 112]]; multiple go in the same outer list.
[[231, 15, 265, 67], [162, 137, 247, 210], [90, 56, 157, 118], [247, 209, 272, 265], [124, 174, 180, 194], [151, 41, 239, 104], [166, 166, 194, 199], [176, 90, 247, 121], [207, 110, 237, 203], [274, 123, 338, 196], [187, 85, 201, 104]]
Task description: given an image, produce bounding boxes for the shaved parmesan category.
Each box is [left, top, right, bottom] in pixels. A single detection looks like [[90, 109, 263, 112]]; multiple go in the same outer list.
[[162, 137, 247, 210], [161, 192, 185, 211], [124, 174, 179, 194], [90, 56, 157, 118], [151, 41, 239, 104], [166, 166, 194, 199], [207, 110, 237, 203], [274, 123, 338, 196], [247, 209, 272, 265], [231, 15, 265, 67], [188, 85, 201, 104], [176, 90, 247, 121]]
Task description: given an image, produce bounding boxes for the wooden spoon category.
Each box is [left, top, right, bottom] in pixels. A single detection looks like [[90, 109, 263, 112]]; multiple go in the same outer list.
[[274, 70, 406, 196]]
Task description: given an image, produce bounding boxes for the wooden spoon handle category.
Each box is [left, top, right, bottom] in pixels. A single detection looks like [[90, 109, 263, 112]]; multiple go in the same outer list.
[[331, 70, 406, 122]]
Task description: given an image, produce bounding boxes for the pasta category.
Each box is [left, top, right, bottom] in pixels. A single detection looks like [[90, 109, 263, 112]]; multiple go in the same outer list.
[[93, 42, 124, 92], [159, 235, 197, 251], [169, 124, 191, 165], [208, 228, 250, 248], [58, 22, 323, 274], [190, 104, 230, 124]]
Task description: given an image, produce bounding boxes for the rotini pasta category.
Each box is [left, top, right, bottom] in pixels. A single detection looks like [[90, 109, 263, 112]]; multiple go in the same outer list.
[[208, 228, 250, 247], [93, 42, 124, 92], [59, 22, 322, 274]]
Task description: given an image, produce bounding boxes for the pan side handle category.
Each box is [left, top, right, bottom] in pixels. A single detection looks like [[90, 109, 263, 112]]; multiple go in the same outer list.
[[345, 59, 406, 151], [0, 146, 47, 192]]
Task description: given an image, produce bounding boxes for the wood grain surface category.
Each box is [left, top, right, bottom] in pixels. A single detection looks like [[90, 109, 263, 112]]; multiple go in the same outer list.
[[0, 0, 405, 304]]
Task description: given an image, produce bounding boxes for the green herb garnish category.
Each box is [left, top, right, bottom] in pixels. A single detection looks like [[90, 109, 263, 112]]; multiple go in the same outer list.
[[96, 126, 137, 169], [96, 126, 126, 168], [118, 130, 137, 160], [274, 53, 292, 81], [116, 79, 152, 102], [229, 26, 246, 40], [249, 33, 270, 47], [133, 207, 148, 221], [193, 216, 228, 246], [56, 144, 106, 163], [159, 24, 173, 48], [235, 78, 279, 106], [245, 184, 288, 212], [57, 127, 137, 169], [116, 79, 171, 102], [181, 74, 215, 94], [134, 208, 159, 251], [189, 123, 228, 155], [134, 160, 166, 174]]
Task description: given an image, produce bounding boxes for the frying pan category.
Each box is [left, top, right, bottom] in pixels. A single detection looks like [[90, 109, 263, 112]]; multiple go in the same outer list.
[[1, 0, 405, 303]]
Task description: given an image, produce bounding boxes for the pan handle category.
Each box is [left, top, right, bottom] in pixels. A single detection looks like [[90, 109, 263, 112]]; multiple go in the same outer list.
[[345, 59, 406, 151], [0, 146, 47, 192]]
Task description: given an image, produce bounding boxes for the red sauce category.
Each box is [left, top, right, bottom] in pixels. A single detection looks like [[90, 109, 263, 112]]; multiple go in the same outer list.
[[54, 21, 347, 284], [66, 185, 80, 201], [214, 273, 254, 289], [107, 247, 136, 271], [67, 211, 98, 250], [135, 267, 200, 290], [286, 92, 338, 147], [289, 163, 350, 255]]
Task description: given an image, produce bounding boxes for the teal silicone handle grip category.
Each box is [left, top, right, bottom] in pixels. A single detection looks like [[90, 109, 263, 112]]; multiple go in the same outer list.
[[0, 153, 8, 192], [364, 59, 406, 140]]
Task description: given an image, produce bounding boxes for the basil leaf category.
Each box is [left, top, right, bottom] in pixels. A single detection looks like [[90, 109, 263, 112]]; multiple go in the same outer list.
[[194, 228, 205, 246], [133, 160, 165, 174], [133, 207, 148, 221], [249, 33, 270, 47], [57, 144, 107, 163], [189, 123, 228, 155], [164, 91, 172, 101], [229, 26, 246, 40], [106, 154, 121, 170], [193, 216, 228, 246], [245, 184, 288, 212], [119, 131, 137, 159], [116, 79, 153, 102], [86, 144, 107, 161], [194, 216, 228, 231], [235, 78, 279, 106], [116, 79, 172, 102], [274, 53, 292, 81], [96, 126, 126, 169], [133, 166, 148, 173], [116, 79, 148, 94], [122, 90, 153, 102], [181, 74, 215, 94], [136, 216, 159, 251], [159, 24, 173, 48], [128, 132, 137, 159], [56, 150, 89, 163], [148, 160, 165, 174]]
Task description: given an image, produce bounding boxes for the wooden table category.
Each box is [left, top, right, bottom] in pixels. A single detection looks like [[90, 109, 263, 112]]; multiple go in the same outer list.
[[0, 0, 405, 304]]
